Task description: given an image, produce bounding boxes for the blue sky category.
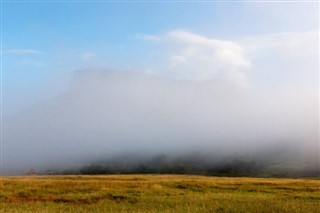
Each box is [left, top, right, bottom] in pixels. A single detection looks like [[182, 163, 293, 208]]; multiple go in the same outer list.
[[2, 1, 319, 115]]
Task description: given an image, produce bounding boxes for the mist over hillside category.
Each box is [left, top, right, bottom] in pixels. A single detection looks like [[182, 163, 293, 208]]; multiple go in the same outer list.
[[3, 70, 318, 176]]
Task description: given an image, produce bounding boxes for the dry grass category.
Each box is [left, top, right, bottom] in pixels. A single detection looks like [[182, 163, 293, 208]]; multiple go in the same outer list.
[[0, 175, 319, 212]]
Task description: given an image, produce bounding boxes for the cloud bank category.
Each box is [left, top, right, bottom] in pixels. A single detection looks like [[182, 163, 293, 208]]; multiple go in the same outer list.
[[3, 69, 318, 175], [2, 30, 319, 175]]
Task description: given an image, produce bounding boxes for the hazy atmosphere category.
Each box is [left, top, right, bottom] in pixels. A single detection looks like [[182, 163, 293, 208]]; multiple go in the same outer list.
[[1, 2, 319, 175]]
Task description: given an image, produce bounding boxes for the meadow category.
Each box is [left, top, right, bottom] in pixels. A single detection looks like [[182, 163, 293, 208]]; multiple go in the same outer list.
[[1, 175, 319, 213]]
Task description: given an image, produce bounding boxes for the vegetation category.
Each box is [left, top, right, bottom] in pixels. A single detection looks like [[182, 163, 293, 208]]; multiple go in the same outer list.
[[1, 175, 319, 212], [41, 152, 319, 178]]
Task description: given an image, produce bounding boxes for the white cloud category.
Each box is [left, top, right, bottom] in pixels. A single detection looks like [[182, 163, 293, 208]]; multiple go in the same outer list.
[[147, 30, 251, 86], [170, 55, 187, 66], [5, 49, 45, 55], [166, 30, 251, 68], [238, 30, 318, 89], [240, 31, 318, 60], [140, 29, 317, 89]]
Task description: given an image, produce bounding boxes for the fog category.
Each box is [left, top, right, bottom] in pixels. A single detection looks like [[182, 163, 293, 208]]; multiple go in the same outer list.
[[2, 69, 318, 175]]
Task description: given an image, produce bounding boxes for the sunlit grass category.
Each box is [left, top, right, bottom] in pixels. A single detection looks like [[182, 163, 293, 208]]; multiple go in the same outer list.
[[1, 175, 319, 212]]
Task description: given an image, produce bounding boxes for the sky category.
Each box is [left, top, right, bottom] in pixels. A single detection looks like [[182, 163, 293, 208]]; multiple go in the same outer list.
[[1, 1, 319, 174], [2, 1, 318, 114]]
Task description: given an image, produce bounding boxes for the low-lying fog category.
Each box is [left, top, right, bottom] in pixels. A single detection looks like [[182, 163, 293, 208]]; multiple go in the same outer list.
[[2, 69, 318, 176]]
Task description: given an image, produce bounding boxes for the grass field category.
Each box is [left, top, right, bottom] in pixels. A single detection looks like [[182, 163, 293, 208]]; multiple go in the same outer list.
[[0, 175, 319, 212]]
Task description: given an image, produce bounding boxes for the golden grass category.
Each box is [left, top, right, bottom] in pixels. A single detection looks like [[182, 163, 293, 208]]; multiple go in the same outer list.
[[1, 175, 319, 212]]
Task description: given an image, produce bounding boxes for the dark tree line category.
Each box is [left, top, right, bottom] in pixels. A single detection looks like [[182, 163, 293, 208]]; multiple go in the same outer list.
[[42, 151, 319, 177]]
